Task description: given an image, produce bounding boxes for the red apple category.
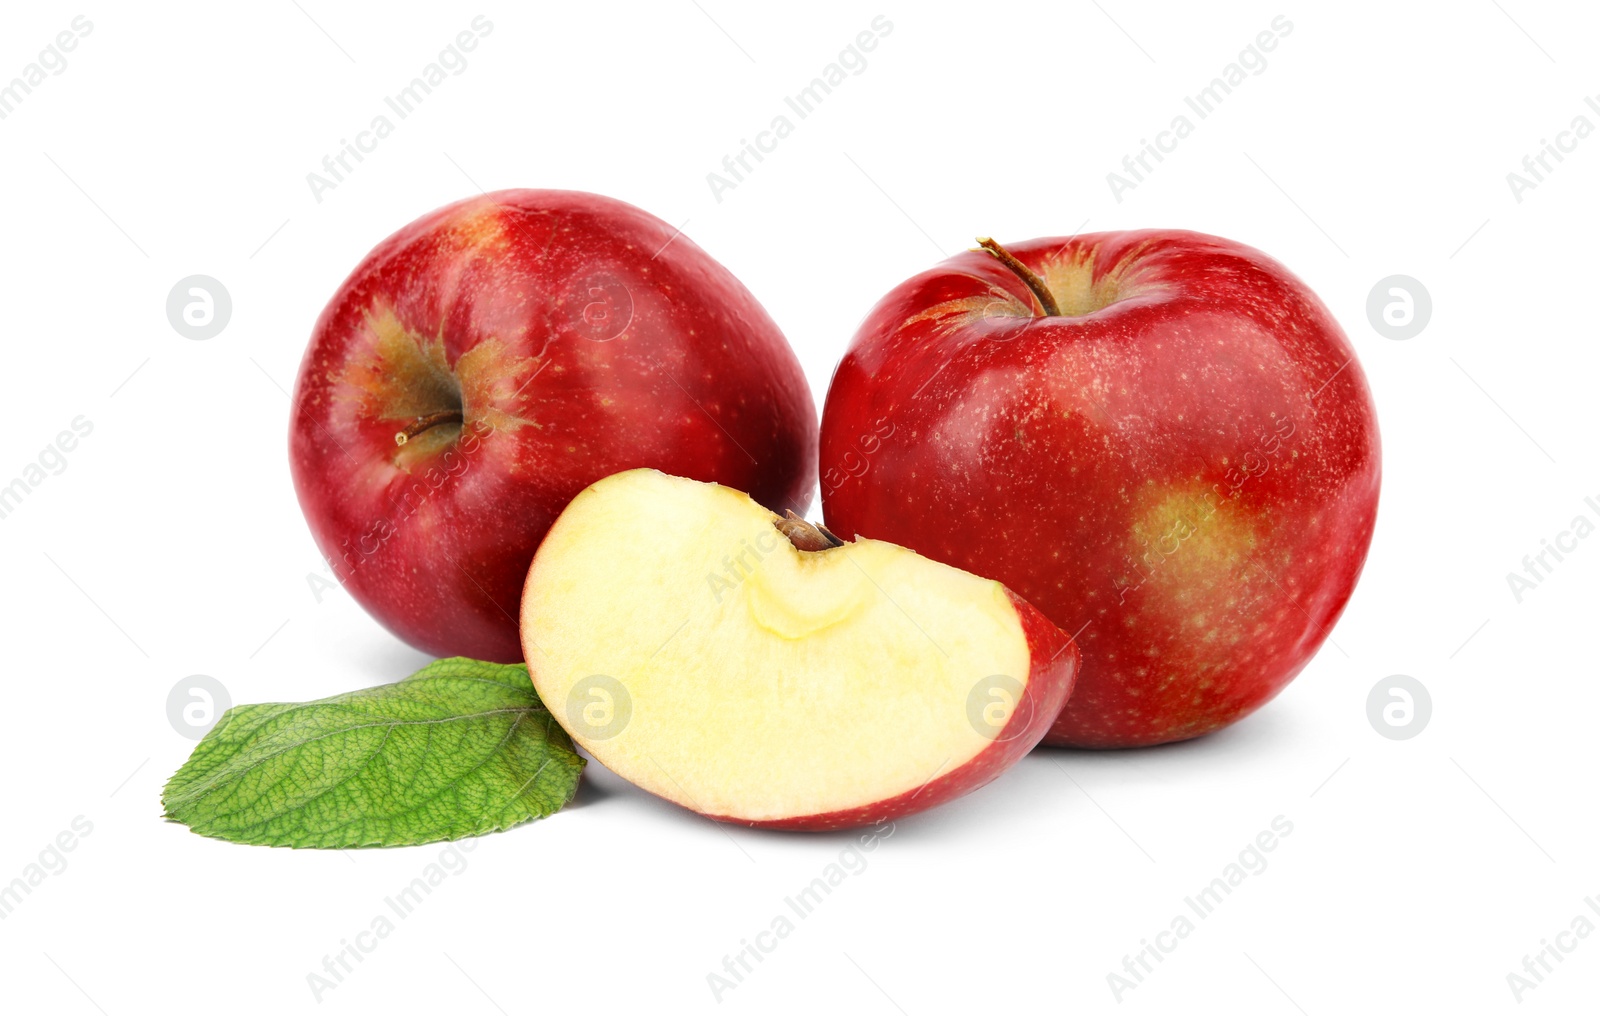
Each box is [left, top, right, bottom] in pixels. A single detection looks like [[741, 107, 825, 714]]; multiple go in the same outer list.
[[819, 231, 1380, 748], [291, 190, 817, 662], [521, 469, 1079, 829]]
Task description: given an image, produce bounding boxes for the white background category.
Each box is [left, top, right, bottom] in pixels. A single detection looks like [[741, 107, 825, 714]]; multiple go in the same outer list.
[[1, 1, 1596, 1012]]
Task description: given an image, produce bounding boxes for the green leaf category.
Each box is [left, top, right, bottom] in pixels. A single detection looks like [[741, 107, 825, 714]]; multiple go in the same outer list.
[[161, 658, 584, 848]]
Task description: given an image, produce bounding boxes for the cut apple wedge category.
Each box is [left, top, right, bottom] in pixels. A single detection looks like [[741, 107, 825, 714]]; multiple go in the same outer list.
[[521, 469, 1079, 830]]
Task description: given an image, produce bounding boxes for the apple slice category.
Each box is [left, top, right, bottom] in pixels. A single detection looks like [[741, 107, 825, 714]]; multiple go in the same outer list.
[[521, 469, 1079, 830]]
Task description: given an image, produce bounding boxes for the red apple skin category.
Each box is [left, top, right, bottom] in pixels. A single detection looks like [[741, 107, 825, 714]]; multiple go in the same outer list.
[[820, 230, 1380, 748], [291, 190, 817, 662], [707, 590, 1080, 830]]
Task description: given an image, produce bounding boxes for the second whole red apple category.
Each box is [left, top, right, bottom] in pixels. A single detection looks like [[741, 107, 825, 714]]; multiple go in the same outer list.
[[820, 230, 1380, 748]]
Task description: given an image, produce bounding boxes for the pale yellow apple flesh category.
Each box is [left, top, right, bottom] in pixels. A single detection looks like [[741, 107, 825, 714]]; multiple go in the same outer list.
[[520, 469, 1076, 828]]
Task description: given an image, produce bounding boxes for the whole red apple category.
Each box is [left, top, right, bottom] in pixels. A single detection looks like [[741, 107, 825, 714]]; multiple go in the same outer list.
[[291, 189, 817, 662], [819, 231, 1380, 748]]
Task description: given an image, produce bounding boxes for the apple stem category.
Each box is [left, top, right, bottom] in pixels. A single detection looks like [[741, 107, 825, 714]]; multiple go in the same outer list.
[[394, 410, 465, 446], [975, 237, 1059, 317], [775, 511, 846, 552]]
